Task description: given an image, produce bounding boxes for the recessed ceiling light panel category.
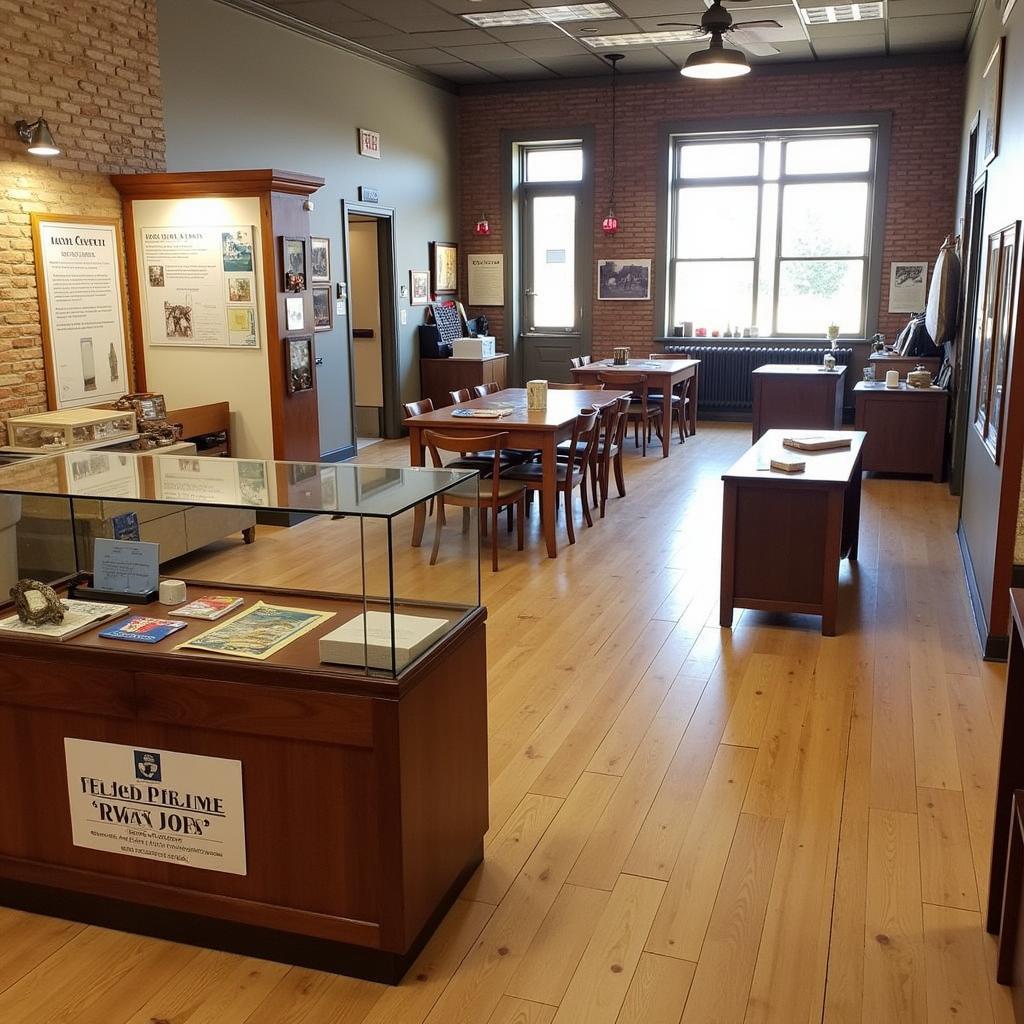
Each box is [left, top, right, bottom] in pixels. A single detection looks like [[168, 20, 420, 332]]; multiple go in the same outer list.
[[582, 30, 702, 47], [463, 3, 618, 28], [800, 3, 884, 25]]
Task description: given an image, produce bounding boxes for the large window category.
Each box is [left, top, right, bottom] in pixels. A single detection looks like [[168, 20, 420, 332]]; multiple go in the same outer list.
[[667, 127, 880, 338], [521, 143, 583, 334]]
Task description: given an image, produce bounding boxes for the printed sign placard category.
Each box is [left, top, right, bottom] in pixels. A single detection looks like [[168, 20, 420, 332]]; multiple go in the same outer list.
[[358, 128, 381, 159], [64, 738, 246, 875]]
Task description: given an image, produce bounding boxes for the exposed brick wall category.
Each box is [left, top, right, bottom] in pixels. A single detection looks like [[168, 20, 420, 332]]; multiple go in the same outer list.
[[457, 60, 964, 363], [0, 0, 164, 440]]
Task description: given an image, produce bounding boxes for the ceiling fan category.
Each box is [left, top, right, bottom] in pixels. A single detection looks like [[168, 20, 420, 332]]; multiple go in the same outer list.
[[659, 0, 783, 78]]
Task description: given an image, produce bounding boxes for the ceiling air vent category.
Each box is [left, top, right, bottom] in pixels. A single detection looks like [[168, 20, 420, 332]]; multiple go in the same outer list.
[[800, 4, 885, 25]]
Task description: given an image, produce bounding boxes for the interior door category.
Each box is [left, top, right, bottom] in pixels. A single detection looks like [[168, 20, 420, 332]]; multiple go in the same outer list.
[[520, 188, 585, 383]]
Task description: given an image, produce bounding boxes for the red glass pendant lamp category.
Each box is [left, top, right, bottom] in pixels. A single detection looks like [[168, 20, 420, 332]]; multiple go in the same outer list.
[[602, 53, 624, 236]]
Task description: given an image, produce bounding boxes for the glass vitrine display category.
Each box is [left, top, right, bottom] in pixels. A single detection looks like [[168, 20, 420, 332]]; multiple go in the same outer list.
[[4, 408, 138, 452], [0, 452, 481, 678]]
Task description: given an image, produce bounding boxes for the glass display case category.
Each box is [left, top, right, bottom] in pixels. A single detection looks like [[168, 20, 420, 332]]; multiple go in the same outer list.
[[0, 452, 481, 678], [4, 407, 137, 453]]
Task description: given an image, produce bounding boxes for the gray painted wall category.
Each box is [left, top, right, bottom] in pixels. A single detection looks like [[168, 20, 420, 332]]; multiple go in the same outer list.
[[156, 0, 458, 456]]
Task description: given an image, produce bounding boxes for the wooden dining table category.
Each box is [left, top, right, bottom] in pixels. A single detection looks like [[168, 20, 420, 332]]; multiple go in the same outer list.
[[570, 358, 700, 459], [403, 387, 629, 559]]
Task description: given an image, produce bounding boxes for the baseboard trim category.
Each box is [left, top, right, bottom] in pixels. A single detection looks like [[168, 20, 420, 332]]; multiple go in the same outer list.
[[319, 444, 357, 463], [958, 521, 1008, 661]]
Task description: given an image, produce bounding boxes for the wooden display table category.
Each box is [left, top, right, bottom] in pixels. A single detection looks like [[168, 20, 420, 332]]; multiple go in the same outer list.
[[751, 364, 846, 442], [419, 353, 509, 410], [0, 583, 487, 983], [853, 382, 948, 482], [720, 429, 865, 636], [868, 352, 941, 380]]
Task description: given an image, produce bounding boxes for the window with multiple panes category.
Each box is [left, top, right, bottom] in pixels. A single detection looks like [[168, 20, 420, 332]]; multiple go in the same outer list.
[[667, 127, 880, 338]]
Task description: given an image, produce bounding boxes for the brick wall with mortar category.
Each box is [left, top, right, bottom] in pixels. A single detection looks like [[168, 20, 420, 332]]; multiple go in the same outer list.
[[457, 58, 965, 364], [0, 0, 164, 441]]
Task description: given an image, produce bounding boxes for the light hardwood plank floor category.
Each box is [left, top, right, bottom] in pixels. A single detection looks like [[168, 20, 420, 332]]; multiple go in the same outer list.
[[0, 421, 1008, 1024]]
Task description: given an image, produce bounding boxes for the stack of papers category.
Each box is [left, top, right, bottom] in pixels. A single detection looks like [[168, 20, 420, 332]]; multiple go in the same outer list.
[[0, 599, 129, 642]]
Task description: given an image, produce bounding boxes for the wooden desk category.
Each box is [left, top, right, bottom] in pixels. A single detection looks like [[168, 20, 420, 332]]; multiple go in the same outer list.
[[419, 354, 509, 410], [720, 429, 865, 636], [404, 388, 628, 559], [571, 359, 700, 459], [988, 590, 1024, 940], [168, 402, 232, 457], [751, 364, 846, 442], [853, 382, 948, 482]]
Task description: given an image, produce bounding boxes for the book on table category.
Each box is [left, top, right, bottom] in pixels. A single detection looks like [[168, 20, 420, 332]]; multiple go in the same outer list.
[[770, 457, 806, 474], [782, 434, 852, 452], [0, 599, 129, 642], [320, 611, 450, 670], [170, 595, 245, 620]]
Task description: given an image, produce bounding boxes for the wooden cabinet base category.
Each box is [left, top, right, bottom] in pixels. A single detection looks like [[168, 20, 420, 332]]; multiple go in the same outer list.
[[0, 847, 481, 984], [0, 595, 488, 984]]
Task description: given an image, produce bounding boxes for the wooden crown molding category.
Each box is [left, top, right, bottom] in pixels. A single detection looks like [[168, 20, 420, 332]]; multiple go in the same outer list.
[[111, 169, 325, 200]]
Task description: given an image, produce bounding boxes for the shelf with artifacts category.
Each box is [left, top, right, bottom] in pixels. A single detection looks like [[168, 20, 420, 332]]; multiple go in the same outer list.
[[0, 452, 487, 983]]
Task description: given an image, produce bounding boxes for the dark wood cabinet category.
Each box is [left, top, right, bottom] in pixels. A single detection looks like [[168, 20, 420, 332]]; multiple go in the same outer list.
[[867, 353, 941, 380], [0, 588, 488, 983], [853, 382, 948, 482], [420, 354, 509, 409], [751, 364, 846, 442]]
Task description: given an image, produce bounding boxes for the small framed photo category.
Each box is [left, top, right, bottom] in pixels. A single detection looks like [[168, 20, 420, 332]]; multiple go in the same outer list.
[[285, 295, 304, 331], [431, 241, 458, 295], [598, 259, 652, 301], [281, 236, 307, 292], [410, 269, 430, 306], [312, 285, 332, 332], [286, 335, 314, 394], [982, 38, 1004, 165], [310, 236, 330, 283]]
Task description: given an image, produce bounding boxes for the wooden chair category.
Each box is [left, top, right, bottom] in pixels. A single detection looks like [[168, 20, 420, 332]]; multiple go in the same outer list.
[[557, 396, 629, 518], [598, 373, 661, 456], [424, 431, 525, 572], [570, 357, 583, 369], [404, 398, 500, 478], [502, 408, 600, 545], [580, 355, 592, 366], [647, 353, 693, 442], [472, 382, 501, 398], [448, 388, 472, 405]]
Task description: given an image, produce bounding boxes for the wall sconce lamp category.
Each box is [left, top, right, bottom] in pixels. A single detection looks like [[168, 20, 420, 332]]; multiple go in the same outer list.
[[15, 117, 60, 157]]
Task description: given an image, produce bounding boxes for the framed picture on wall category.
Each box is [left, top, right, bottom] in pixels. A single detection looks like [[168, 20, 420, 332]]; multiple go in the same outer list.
[[410, 270, 430, 305], [974, 221, 1020, 464], [285, 295, 304, 331], [312, 285, 332, 331], [281, 236, 307, 292], [431, 241, 458, 295], [286, 335, 314, 394], [598, 259, 652, 301], [310, 237, 330, 283], [982, 38, 1004, 165]]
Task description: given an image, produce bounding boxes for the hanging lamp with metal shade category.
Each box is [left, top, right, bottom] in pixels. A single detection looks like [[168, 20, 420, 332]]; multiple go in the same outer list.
[[660, 0, 779, 81], [681, 37, 750, 79]]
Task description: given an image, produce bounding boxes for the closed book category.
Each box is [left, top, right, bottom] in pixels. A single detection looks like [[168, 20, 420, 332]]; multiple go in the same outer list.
[[320, 611, 449, 670], [782, 434, 852, 452], [771, 457, 806, 474], [100, 616, 187, 644], [171, 596, 244, 620], [0, 600, 129, 642]]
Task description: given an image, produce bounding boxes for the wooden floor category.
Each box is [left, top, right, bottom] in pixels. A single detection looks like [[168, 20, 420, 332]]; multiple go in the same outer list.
[[0, 421, 1015, 1023]]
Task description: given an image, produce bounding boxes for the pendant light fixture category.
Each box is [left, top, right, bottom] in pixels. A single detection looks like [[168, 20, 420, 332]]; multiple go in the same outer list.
[[680, 35, 750, 79], [474, 213, 491, 236], [602, 52, 624, 236]]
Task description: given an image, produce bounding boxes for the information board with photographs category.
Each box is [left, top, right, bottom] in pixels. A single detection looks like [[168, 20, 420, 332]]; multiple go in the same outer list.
[[140, 224, 261, 349]]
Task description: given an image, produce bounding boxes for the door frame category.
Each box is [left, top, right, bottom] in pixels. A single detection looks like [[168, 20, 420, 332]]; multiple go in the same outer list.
[[340, 201, 402, 442]]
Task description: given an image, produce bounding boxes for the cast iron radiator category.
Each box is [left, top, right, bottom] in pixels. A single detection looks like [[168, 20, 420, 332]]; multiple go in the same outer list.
[[664, 345, 854, 415]]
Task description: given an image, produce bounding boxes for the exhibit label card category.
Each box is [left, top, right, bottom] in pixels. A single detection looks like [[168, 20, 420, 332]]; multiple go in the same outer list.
[[33, 218, 130, 408], [64, 739, 246, 875], [93, 538, 159, 595]]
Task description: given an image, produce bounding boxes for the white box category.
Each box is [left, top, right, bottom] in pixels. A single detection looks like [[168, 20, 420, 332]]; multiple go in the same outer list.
[[452, 336, 496, 359], [319, 611, 450, 670]]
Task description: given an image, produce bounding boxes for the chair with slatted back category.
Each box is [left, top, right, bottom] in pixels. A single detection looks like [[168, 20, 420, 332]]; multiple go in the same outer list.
[[570, 356, 582, 369], [502, 408, 600, 545], [472, 382, 501, 398], [441, 392, 537, 468], [424, 430, 525, 572], [647, 353, 693, 442], [580, 355, 592, 366], [556, 396, 628, 518], [597, 373, 661, 456], [448, 388, 472, 405]]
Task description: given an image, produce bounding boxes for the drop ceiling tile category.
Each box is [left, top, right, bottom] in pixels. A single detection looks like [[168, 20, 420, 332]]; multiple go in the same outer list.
[[510, 36, 593, 57], [429, 0, 529, 11], [804, 20, 887, 39], [887, 0, 974, 13], [442, 41, 526, 60], [420, 62, 500, 81], [479, 58, 560, 78], [612, 47, 675, 69], [389, 46, 464, 63], [812, 36, 887, 56], [485, 24, 568, 40], [341, 0, 470, 32], [888, 12, 972, 47], [749, 39, 814, 61], [361, 28, 495, 47], [610, 0, 705, 15], [536, 53, 613, 75], [657, 39, 714, 59]]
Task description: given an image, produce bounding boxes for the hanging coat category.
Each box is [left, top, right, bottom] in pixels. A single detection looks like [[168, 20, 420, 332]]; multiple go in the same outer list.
[[926, 237, 962, 347]]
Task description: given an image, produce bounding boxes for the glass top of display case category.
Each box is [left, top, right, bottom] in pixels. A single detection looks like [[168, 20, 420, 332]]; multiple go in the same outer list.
[[0, 452, 476, 518]]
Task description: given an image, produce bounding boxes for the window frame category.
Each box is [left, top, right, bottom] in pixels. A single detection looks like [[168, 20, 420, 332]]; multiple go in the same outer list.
[[654, 114, 891, 341]]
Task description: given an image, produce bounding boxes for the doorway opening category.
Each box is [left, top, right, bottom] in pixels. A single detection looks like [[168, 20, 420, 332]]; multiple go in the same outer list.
[[340, 202, 400, 447]]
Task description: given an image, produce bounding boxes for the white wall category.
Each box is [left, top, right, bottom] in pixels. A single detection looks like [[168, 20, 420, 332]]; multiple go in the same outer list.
[[156, 0, 458, 455]]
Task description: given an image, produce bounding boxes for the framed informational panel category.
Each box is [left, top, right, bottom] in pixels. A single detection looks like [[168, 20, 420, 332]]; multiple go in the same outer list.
[[139, 224, 260, 349], [30, 214, 132, 409]]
